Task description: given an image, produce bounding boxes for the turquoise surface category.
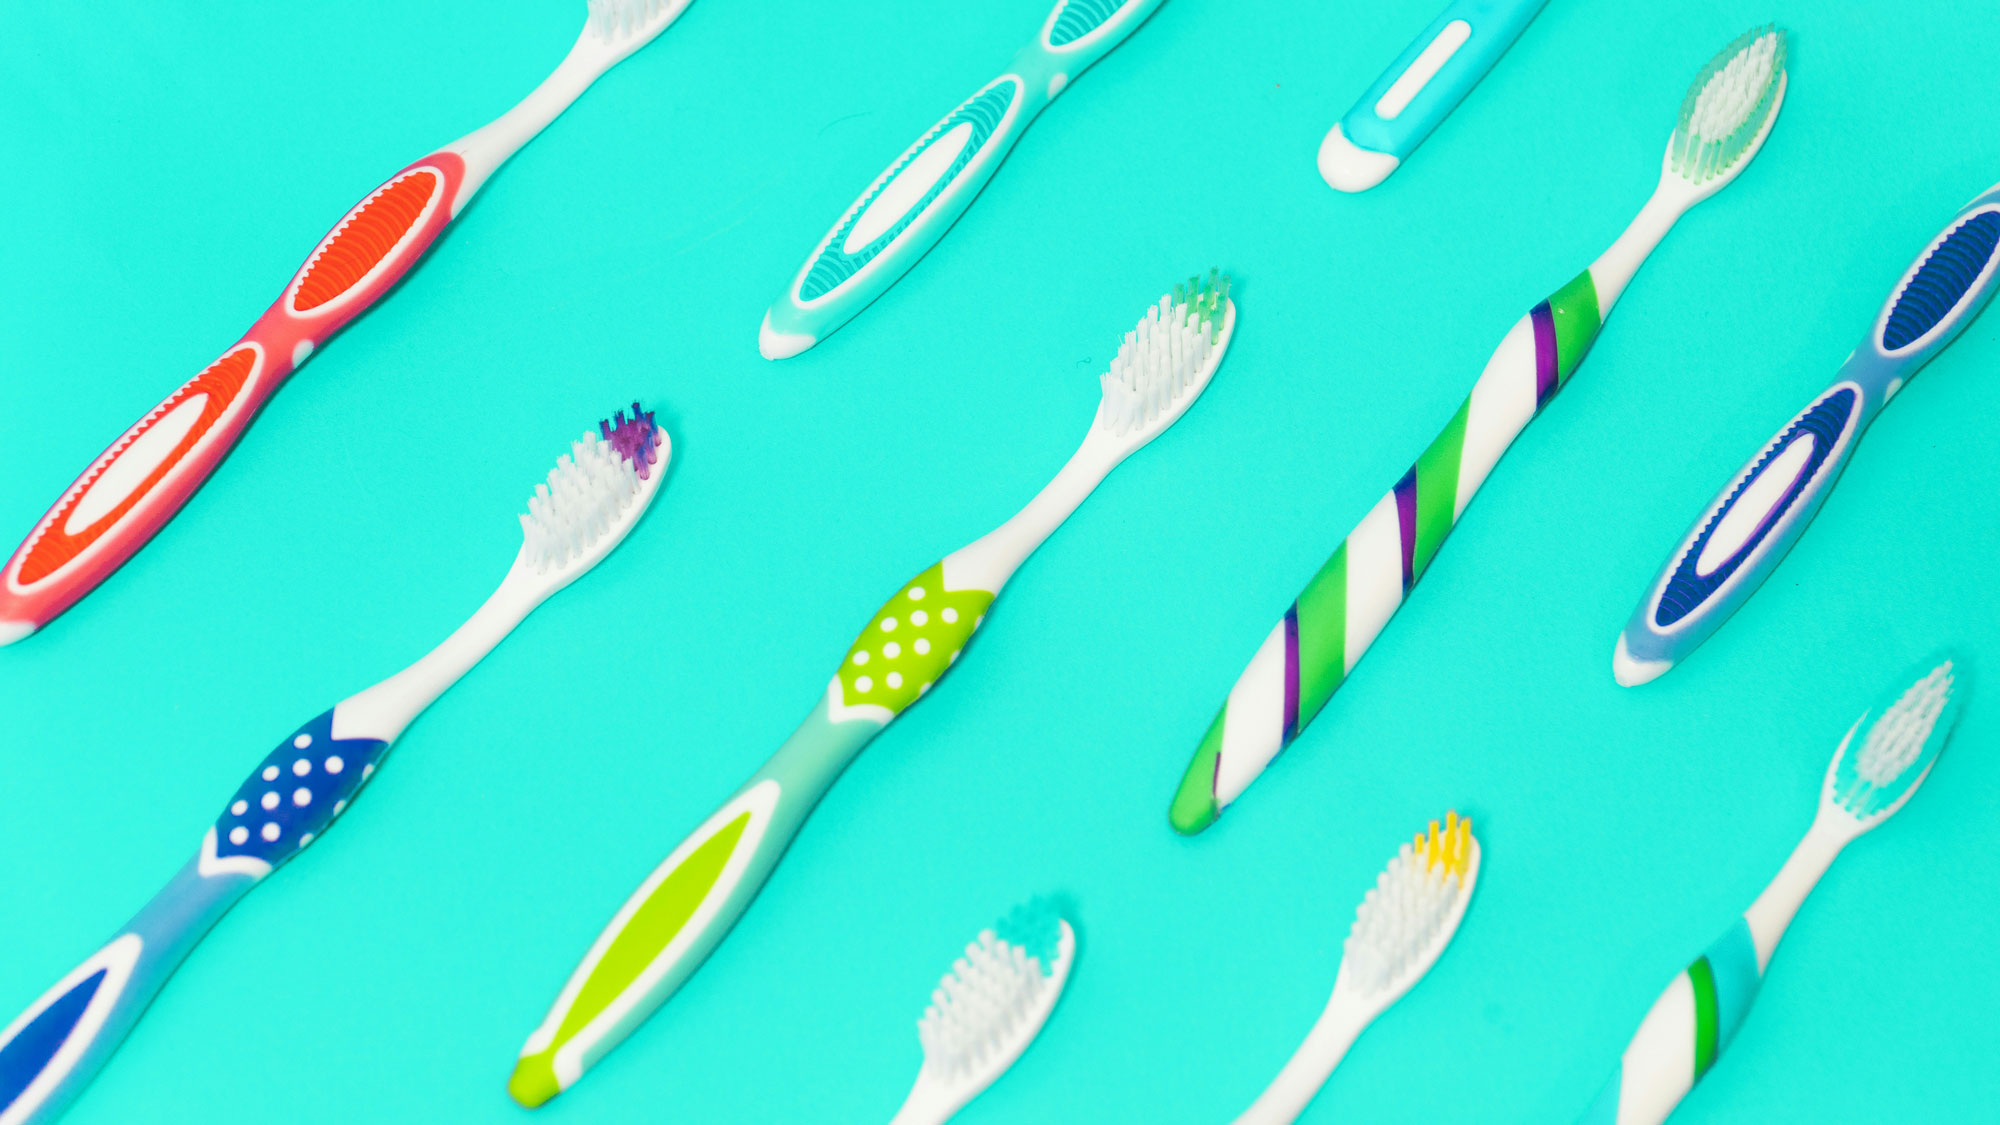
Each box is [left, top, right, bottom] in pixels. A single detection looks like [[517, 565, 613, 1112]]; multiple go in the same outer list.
[[2, 0, 1996, 1122]]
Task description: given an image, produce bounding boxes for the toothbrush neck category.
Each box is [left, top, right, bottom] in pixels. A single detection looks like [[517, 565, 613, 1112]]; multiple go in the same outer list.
[[1233, 989, 1371, 1125], [332, 566, 544, 744], [1742, 812, 1853, 972], [444, 34, 608, 205], [944, 429, 1116, 593], [1585, 180, 1693, 315]]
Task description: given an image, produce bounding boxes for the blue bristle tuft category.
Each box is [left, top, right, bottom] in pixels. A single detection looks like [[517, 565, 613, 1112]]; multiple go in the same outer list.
[[994, 897, 1065, 969], [1883, 212, 2000, 351]]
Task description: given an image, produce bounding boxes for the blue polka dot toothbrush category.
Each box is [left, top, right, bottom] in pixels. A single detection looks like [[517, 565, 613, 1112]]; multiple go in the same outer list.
[[0, 405, 666, 1125], [758, 0, 1166, 359]]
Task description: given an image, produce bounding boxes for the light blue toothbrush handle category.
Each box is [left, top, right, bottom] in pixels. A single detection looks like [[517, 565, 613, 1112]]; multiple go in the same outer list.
[[1320, 0, 1548, 191], [759, 0, 1164, 358], [1617, 188, 2000, 684], [1577, 918, 1765, 1125], [0, 858, 254, 1125], [0, 709, 391, 1122]]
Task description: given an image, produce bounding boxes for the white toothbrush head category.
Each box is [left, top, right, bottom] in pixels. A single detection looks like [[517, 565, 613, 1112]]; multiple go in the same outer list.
[[1333, 812, 1479, 1018], [1092, 270, 1235, 459], [1822, 658, 1961, 831], [1664, 26, 1789, 198], [514, 402, 668, 594], [901, 902, 1075, 1122], [582, 0, 694, 54]]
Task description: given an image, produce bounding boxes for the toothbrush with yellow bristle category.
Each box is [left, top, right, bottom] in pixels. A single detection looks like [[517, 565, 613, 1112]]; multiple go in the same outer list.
[[1233, 812, 1479, 1125], [1576, 658, 1961, 1124]]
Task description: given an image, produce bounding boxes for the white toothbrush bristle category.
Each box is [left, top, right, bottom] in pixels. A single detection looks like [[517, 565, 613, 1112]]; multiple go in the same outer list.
[[1669, 26, 1788, 184], [517, 404, 663, 575], [586, 0, 676, 42], [917, 929, 1054, 1083], [1098, 270, 1231, 439], [1857, 661, 1955, 787], [1342, 813, 1476, 1001]]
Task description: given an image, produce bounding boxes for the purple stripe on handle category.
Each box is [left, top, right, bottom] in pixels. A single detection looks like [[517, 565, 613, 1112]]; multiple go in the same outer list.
[[1530, 301, 1558, 408], [1281, 604, 1300, 743], [1394, 467, 1418, 592]]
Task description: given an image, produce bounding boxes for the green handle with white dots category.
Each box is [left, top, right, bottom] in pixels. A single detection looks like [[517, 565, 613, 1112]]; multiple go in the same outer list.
[[508, 560, 1001, 1106]]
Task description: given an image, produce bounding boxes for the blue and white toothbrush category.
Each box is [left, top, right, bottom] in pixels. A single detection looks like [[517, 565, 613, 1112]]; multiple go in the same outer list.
[[1615, 183, 2000, 685], [0, 406, 665, 1125], [1317, 0, 1549, 192], [758, 0, 1164, 359]]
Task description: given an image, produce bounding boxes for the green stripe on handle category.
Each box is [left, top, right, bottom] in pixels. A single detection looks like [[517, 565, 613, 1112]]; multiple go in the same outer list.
[[1169, 270, 1604, 834]]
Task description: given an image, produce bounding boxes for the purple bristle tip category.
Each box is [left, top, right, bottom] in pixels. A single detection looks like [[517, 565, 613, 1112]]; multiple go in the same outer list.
[[600, 401, 660, 479]]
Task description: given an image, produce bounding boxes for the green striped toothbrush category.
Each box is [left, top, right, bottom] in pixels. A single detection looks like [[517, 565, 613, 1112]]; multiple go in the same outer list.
[[1167, 26, 1789, 834], [508, 272, 1235, 1108]]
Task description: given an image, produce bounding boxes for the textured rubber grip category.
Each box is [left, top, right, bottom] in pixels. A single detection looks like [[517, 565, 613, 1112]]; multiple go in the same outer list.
[[1340, 0, 1548, 164], [0, 153, 466, 642]]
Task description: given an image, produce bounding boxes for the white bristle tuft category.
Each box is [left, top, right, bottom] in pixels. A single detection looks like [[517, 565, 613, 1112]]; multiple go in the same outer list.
[[586, 0, 674, 41], [517, 430, 644, 574], [1857, 661, 1955, 786], [1669, 27, 1787, 184], [1098, 271, 1230, 438], [1343, 846, 1460, 997], [916, 930, 1051, 1083]]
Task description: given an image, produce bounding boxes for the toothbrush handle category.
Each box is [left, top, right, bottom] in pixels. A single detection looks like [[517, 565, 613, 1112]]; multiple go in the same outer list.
[[1170, 269, 1604, 832], [509, 561, 1002, 1106], [1233, 995, 1370, 1125], [1575, 918, 1767, 1125], [758, 0, 1163, 357], [0, 708, 392, 1122], [1617, 192, 2000, 682], [1324, 0, 1548, 186], [0, 152, 470, 641], [0, 859, 254, 1125]]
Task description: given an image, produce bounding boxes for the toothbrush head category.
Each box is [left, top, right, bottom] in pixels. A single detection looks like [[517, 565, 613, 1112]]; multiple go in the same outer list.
[[912, 901, 1075, 1116], [1335, 812, 1479, 1015], [1823, 658, 1961, 830], [583, 0, 693, 50], [1093, 270, 1235, 457], [1666, 26, 1788, 193], [515, 402, 667, 589]]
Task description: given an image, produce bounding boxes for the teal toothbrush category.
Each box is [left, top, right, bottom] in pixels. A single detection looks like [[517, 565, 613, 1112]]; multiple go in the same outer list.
[[758, 0, 1165, 359], [510, 273, 1234, 1106], [1578, 658, 1960, 1124]]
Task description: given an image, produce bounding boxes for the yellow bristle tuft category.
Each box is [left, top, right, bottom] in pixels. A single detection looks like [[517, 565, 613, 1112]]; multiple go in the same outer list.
[[1414, 810, 1473, 879]]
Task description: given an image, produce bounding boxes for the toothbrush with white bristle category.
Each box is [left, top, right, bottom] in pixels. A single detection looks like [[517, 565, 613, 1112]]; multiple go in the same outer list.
[[890, 901, 1076, 1124], [0, 405, 667, 1125], [1577, 658, 1961, 1124], [510, 273, 1234, 1108], [1168, 26, 1789, 835], [1234, 812, 1480, 1124], [0, 0, 693, 647]]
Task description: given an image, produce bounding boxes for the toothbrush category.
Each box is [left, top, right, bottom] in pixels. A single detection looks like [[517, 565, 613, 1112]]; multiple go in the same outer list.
[[0, 0, 693, 647], [1167, 27, 1788, 836], [510, 274, 1234, 1107], [1577, 659, 1959, 1124], [0, 406, 665, 1125], [1234, 812, 1479, 1125], [1317, 0, 1550, 192], [1613, 190, 2000, 686], [757, 0, 1164, 360], [890, 901, 1076, 1124]]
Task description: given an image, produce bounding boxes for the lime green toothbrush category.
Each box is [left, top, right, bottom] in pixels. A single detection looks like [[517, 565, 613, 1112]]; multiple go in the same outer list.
[[508, 272, 1235, 1108]]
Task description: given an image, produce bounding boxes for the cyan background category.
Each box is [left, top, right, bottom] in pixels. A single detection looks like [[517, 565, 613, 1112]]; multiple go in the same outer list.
[[2, 0, 1995, 1121]]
